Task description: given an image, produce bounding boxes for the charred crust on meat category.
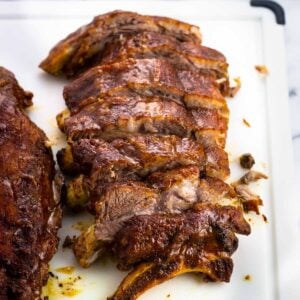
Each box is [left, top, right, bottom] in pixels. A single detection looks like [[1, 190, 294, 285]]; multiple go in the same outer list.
[[39, 11, 202, 77], [0, 67, 61, 299]]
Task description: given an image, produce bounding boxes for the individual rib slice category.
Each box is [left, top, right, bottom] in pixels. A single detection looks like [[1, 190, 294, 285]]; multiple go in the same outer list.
[[57, 95, 196, 141], [108, 204, 250, 300], [58, 136, 206, 209], [0, 67, 62, 299], [57, 94, 228, 149], [113, 203, 250, 269], [72, 166, 241, 267], [39, 10, 201, 77], [62, 58, 226, 114], [108, 258, 232, 300], [60, 136, 206, 175], [101, 32, 229, 95]]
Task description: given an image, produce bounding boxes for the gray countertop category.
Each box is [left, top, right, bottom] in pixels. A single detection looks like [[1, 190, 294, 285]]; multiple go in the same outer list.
[[278, 0, 300, 223], [280, 0, 300, 158]]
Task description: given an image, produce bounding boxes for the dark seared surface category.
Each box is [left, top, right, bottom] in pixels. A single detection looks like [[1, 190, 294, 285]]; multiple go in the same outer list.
[[108, 204, 250, 300], [102, 32, 225, 68], [192, 107, 228, 148], [0, 67, 61, 299], [204, 144, 230, 179], [60, 95, 196, 141], [59, 136, 206, 212], [63, 58, 225, 113], [39, 10, 201, 77], [60, 135, 206, 183], [59, 94, 227, 147], [108, 257, 233, 300], [73, 166, 201, 268], [0, 68, 33, 109], [58, 92, 229, 178], [101, 32, 229, 95], [59, 59, 230, 178], [113, 204, 250, 270], [60, 58, 230, 179], [73, 166, 244, 268]]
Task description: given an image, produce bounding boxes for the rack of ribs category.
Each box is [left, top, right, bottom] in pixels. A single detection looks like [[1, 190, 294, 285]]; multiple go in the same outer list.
[[40, 10, 249, 300], [0, 67, 62, 299]]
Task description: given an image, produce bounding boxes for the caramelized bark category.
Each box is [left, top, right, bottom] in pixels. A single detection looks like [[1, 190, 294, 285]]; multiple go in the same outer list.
[[39, 10, 201, 77], [109, 204, 250, 299], [0, 67, 61, 299], [59, 136, 206, 209], [59, 96, 196, 141], [73, 168, 244, 268], [101, 32, 229, 94], [62, 58, 225, 114]]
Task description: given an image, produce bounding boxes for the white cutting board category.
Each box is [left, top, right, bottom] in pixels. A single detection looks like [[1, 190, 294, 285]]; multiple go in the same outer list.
[[0, 1, 298, 299]]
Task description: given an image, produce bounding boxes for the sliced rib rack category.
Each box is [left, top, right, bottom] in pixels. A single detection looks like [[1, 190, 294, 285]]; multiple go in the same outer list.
[[40, 10, 249, 300]]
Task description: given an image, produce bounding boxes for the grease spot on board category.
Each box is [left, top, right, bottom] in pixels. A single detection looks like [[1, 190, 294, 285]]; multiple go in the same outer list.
[[56, 266, 75, 275], [244, 274, 251, 281], [43, 271, 83, 298]]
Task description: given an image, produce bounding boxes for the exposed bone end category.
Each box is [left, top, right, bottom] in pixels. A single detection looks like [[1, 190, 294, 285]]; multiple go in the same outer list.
[[66, 175, 89, 211], [109, 255, 233, 300], [39, 39, 76, 75], [73, 225, 104, 268], [56, 108, 70, 132], [228, 77, 241, 98]]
